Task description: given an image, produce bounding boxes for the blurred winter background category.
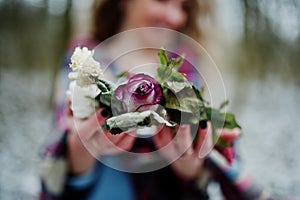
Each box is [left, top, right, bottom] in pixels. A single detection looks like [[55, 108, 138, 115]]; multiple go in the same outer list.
[[0, 0, 299, 199]]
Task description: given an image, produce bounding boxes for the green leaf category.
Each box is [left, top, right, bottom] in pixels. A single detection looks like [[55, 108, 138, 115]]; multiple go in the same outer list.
[[97, 92, 112, 107], [109, 95, 126, 115], [157, 64, 173, 83], [158, 48, 168, 67], [156, 48, 186, 83], [170, 54, 184, 70], [94, 78, 111, 93], [219, 100, 229, 110], [206, 107, 241, 130], [162, 81, 206, 124], [206, 107, 241, 149], [93, 79, 113, 107], [116, 71, 129, 78]]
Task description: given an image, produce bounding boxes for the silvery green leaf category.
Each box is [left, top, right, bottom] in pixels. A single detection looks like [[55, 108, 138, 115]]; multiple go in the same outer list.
[[94, 78, 111, 92], [104, 110, 175, 134], [97, 92, 112, 107], [92, 78, 115, 107], [163, 82, 204, 113], [164, 81, 192, 93]]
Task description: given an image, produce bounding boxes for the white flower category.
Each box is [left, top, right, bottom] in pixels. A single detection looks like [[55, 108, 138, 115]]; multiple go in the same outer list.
[[69, 47, 102, 87], [66, 46, 103, 118], [68, 71, 94, 87], [66, 81, 100, 118]]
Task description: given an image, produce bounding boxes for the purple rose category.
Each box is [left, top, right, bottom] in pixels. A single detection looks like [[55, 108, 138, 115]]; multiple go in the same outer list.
[[115, 74, 163, 112]]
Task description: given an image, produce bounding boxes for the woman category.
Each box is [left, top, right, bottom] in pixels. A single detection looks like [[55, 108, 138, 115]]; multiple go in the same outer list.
[[40, 0, 281, 199]]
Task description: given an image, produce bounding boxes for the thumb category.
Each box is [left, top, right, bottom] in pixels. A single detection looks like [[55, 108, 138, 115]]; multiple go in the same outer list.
[[73, 107, 111, 140]]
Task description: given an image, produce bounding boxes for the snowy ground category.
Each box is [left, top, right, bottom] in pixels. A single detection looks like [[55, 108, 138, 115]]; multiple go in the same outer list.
[[224, 70, 300, 199], [0, 67, 54, 199]]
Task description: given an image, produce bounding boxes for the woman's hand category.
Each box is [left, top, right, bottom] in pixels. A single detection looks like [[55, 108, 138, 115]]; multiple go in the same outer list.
[[66, 101, 136, 174], [153, 122, 213, 180], [153, 122, 241, 180]]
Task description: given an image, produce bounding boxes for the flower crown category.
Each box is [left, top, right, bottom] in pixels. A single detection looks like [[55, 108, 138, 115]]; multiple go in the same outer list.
[[67, 47, 241, 152]]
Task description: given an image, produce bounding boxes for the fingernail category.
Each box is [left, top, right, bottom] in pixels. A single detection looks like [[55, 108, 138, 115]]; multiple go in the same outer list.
[[199, 120, 207, 129], [179, 124, 188, 129], [186, 148, 194, 155], [101, 107, 111, 118]]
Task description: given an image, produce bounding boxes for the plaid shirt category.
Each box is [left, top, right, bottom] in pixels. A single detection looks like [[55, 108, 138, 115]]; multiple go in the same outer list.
[[41, 39, 291, 200], [39, 131, 289, 200]]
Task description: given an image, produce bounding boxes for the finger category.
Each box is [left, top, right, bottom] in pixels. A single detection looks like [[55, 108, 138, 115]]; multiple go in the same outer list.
[[153, 126, 177, 159], [66, 99, 73, 116], [96, 132, 136, 155], [173, 125, 193, 156], [217, 128, 241, 143], [195, 122, 213, 159], [153, 126, 174, 149], [87, 131, 121, 155], [90, 130, 135, 153], [104, 131, 131, 145], [116, 132, 137, 151], [76, 108, 110, 140]]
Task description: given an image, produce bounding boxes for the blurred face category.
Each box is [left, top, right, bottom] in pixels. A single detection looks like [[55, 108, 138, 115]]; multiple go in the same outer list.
[[122, 0, 190, 31]]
